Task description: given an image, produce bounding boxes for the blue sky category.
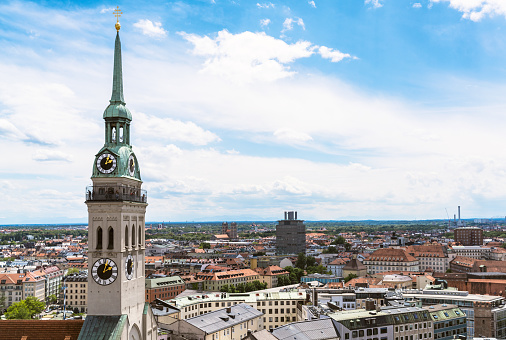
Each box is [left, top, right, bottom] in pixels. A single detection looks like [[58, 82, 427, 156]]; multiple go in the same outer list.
[[2, 0, 506, 223]]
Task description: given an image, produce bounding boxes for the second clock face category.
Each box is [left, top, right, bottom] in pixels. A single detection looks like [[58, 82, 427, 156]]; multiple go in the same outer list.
[[126, 254, 134, 280], [97, 153, 117, 174], [92, 258, 118, 285], [128, 154, 135, 177]]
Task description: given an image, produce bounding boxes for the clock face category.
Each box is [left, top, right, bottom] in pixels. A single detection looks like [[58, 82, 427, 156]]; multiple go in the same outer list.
[[92, 258, 118, 285], [97, 153, 117, 174], [128, 154, 135, 177], [125, 254, 134, 280]]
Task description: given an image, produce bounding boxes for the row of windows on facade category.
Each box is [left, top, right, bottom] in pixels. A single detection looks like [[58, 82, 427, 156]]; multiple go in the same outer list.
[[210, 321, 256, 340], [95, 225, 142, 250], [260, 308, 296, 314]]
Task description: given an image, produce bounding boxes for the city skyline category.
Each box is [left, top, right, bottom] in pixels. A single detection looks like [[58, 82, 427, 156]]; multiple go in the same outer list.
[[2, 0, 506, 223]]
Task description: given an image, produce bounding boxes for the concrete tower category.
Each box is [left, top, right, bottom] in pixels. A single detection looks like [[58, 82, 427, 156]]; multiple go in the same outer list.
[[79, 15, 156, 340], [276, 211, 306, 255]]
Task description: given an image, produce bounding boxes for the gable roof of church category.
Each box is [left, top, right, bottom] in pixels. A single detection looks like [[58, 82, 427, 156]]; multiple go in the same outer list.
[[0, 320, 84, 340]]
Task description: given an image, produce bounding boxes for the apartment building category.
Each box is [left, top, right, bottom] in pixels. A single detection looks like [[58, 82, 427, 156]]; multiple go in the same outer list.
[[402, 287, 504, 338], [145, 275, 186, 303], [254, 266, 289, 289], [406, 245, 448, 273], [42, 265, 65, 302], [160, 303, 263, 340], [364, 249, 419, 275], [195, 269, 260, 291], [166, 290, 307, 330], [329, 305, 429, 340], [448, 246, 490, 260], [454, 227, 483, 246], [63, 273, 87, 313], [0, 272, 45, 308], [327, 258, 347, 277], [425, 304, 467, 340]]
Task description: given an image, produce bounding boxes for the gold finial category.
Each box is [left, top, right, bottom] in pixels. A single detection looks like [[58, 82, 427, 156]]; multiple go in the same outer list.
[[113, 6, 122, 31]]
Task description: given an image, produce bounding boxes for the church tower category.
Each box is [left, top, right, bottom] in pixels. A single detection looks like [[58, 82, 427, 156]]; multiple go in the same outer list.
[[81, 11, 156, 340]]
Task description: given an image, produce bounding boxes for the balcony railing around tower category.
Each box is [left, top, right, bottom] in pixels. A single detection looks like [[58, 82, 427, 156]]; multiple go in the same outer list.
[[85, 185, 147, 203]]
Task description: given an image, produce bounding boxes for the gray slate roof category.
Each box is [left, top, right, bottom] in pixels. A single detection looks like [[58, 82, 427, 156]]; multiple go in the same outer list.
[[185, 303, 263, 334], [272, 319, 341, 340]]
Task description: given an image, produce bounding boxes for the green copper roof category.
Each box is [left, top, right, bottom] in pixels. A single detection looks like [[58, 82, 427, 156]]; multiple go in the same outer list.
[[77, 315, 128, 340], [104, 32, 132, 120]]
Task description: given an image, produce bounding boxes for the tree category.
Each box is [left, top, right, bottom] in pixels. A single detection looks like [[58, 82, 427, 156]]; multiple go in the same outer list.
[[245, 282, 255, 292], [199, 242, 211, 249], [67, 267, 79, 275], [344, 273, 357, 283], [47, 294, 57, 305], [236, 283, 245, 293], [5, 302, 31, 319], [445, 269, 452, 273], [295, 253, 306, 270], [0, 293, 5, 310], [277, 275, 291, 287], [332, 236, 346, 245], [307, 264, 331, 275], [285, 266, 304, 283], [306, 256, 316, 268], [252, 280, 267, 291], [220, 285, 229, 292], [344, 243, 352, 251], [24, 296, 45, 316], [5, 297, 45, 319]]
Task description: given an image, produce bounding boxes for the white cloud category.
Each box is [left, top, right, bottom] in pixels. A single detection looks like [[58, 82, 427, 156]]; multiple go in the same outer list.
[[257, 2, 275, 9], [282, 18, 305, 33], [274, 128, 313, 144], [133, 19, 167, 38], [5, 1, 506, 223], [318, 46, 354, 62], [0, 119, 25, 140], [260, 18, 271, 27], [413, 3, 422, 8], [308, 1, 317, 8], [100, 7, 115, 14], [430, 0, 506, 21], [32, 150, 72, 162], [365, 0, 383, 8], [135, 112, 221, 146], [180, 30, 315, 82]]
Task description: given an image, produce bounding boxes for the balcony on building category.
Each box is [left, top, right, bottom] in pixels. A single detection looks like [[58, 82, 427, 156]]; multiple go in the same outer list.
[[85, 185, 147, 203]]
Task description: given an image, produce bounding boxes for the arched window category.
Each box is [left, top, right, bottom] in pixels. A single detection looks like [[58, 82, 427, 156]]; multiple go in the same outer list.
[[119, 126, 124, 143], [138, 225, 142, 247], [108, 227, 114, 250], [125, 225, 129, 248], [96, 227, 103, 250], [111, 127, 116, 142], [131, 224, 136, 248]]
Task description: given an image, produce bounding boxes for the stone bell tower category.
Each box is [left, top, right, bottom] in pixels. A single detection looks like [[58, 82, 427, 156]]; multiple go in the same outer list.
[[79, 9, 157, 340]]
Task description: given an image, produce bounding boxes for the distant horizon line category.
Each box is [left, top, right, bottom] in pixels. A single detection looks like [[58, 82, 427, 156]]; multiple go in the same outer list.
[[0, 217, 504, 227]]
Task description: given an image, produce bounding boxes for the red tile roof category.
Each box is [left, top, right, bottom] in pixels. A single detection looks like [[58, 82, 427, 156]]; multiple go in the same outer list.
[[0, 320, 84, 340]]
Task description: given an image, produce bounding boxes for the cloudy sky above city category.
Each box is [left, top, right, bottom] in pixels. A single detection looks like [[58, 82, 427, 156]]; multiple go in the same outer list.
[[2, 0, 506, 223]]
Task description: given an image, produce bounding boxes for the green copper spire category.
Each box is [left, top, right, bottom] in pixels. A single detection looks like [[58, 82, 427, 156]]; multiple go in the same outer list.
[[103, 30, 132, 120], [110, 32, 125, 105]]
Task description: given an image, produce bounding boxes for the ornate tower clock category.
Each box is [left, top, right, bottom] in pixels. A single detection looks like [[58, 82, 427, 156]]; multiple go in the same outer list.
[[82, 9, 156, 340]]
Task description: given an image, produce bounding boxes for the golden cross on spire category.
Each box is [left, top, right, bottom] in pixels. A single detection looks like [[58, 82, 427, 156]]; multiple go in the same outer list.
[[113, 6, 122, 31]]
